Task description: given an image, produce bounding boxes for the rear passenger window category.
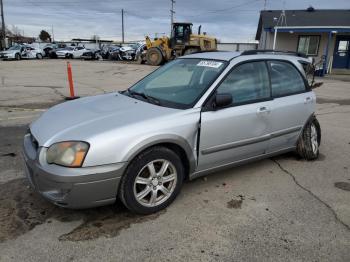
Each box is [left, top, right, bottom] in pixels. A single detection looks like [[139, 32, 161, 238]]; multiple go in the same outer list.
[[268, 61, 306, 97], [217, 61, 270, 105]]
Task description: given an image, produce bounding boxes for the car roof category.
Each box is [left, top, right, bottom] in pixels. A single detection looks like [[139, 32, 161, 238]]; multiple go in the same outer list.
[[183, 51, 241, 61], [182, 51, 311, 64]]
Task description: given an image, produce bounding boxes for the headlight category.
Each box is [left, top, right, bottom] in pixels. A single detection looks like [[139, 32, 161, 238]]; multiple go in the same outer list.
[[46, 141, 89, 167]]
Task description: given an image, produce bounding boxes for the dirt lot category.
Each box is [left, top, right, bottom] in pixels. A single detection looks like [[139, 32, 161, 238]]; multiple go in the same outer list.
[[0, 59, 349, 262]]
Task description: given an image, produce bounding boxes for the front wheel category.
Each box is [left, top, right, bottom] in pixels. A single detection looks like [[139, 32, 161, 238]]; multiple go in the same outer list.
[[119, 147, 184, 214], [297, 116, 321, 160], [146, 47, 163, 66], [15, 53, 21, 60], [36, 53, 43, 59]]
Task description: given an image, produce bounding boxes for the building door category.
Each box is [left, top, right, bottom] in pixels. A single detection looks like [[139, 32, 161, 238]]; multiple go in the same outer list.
[[333, 36, 350, 69]]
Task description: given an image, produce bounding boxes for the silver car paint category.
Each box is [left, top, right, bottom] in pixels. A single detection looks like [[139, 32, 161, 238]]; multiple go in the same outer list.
[[24, 51, 316, 208], [30, 92, 200, 168]]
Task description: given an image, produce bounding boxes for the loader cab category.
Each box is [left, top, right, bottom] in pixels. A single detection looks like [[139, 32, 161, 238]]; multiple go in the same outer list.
[[171, 23, 192, 47]]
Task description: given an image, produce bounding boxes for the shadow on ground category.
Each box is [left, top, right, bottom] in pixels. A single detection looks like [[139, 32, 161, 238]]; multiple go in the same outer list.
[[0, 178, 164, 243]]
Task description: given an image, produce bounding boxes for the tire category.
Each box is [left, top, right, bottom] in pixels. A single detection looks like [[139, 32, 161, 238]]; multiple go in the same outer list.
[[146, 47, 163, 66], [36, 53, 43, 59], [297, 116, 321, 160], [15, 53, 21, 60], [119, 146, 184, 214]]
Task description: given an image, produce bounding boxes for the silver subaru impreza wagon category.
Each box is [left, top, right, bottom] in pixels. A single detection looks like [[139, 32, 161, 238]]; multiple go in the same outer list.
[[23, 51, 321, 214]]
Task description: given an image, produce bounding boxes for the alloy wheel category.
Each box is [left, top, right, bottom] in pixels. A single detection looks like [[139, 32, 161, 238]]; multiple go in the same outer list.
[[310, 123, 318, 154], [133, 159, 177, 207]]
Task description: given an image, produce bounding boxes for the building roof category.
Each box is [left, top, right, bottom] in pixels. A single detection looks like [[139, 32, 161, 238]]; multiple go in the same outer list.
[[256, 9, 350, 39]]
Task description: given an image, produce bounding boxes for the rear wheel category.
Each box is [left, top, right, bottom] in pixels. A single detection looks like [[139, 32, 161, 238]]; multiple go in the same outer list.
[[297, 116, 321, 160], [36, 53, 43, 59], [15, 53, 21, 60], [146, 47, 163, 66], [119, 147, 184, 214]]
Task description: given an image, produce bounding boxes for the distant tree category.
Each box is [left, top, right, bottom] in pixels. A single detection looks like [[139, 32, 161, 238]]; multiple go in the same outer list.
[[11, 25, 22, 37], [39, 30, 51, 42]]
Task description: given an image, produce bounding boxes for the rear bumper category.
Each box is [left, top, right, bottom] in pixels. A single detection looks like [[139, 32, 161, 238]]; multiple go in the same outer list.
[[23, 133, 127, 209]]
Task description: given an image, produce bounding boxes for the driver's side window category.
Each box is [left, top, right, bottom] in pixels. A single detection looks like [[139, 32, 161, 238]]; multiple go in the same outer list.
[[217, 61, 270, 105]]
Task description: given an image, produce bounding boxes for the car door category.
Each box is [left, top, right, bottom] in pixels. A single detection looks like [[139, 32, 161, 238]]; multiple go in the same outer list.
[[197, 61, 272, 172], [267, 60, 315, 153], [78, 47, 86, 57], [333, 36, 350, 69]]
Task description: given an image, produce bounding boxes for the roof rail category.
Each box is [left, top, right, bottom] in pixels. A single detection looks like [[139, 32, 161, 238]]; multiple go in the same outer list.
[[241, 49, 308, 58]]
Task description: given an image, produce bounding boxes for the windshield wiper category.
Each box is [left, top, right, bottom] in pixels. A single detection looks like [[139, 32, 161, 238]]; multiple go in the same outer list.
[[127, 90, 161, 105]]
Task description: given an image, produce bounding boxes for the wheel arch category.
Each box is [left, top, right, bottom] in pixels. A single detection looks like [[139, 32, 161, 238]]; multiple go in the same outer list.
[[123, 136, 197, 180], [297, 113, 321, 144]]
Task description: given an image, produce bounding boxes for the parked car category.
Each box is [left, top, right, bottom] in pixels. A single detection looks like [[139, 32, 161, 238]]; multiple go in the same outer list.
[[43, 43, 67, 58], [56, 46, 88, 59], [81, 49, 102, 60], [23, 51, 321, 214], [101, 45, 121, 60], [119, 44, 137, 60], [135, 44, 147, 64], [0, 44, 44, 60]]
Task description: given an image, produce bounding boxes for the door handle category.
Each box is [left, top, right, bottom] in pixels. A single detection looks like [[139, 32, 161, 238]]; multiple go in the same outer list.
[[257, 106, 270, 114], [304, 97, 313, 104]]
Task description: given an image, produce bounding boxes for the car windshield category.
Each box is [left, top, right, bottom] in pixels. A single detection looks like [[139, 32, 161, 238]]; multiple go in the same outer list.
[[128, 58, 227, 109], [8, 46, 21, 50]]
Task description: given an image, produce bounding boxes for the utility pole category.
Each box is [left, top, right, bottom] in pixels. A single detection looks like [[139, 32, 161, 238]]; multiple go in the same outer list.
[[170, 0, 175, 35], [121, 9, 125, 43], [0, 0, 5, 49], [51, 25, 54, 42]]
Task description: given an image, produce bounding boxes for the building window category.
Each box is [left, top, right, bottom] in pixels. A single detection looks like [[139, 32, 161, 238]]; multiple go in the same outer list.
[[297, 35, 320, 56]]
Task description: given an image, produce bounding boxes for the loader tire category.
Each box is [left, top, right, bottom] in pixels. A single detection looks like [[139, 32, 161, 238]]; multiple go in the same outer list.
[[146, 48, 163, 66]]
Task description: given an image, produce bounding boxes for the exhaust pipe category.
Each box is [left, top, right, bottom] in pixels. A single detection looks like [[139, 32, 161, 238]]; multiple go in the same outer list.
[[198, 25, 202, 35]]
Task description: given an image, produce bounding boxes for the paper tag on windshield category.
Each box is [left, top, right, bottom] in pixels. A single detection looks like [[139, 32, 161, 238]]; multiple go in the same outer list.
[[197, 60, 223, 68]]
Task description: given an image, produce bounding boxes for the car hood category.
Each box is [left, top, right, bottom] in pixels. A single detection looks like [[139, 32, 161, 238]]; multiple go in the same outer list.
[[30, 92, 179, 147]]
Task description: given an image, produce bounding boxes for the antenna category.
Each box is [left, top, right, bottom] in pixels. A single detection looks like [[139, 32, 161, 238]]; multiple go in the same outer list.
[[276, 1, 287, 27], [263, 0, 267, 10]]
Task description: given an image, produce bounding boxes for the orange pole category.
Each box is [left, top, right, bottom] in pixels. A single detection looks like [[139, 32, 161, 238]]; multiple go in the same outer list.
[[67, 62, 75, 98]]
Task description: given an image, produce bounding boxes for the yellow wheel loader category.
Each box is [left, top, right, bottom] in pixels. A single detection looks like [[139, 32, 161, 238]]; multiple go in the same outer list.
[[145, 23, 217, 66]]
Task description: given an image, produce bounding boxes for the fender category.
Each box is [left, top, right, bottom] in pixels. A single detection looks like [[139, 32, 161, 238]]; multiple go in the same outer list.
[[122, 134, 197, 174]]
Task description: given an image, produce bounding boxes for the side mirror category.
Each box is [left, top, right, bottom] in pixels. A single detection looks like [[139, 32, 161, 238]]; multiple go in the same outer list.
[[215, 93, 232, 109]]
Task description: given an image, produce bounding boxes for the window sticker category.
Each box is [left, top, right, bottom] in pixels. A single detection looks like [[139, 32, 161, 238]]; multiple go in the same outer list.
[[197, 60, 223, 68]]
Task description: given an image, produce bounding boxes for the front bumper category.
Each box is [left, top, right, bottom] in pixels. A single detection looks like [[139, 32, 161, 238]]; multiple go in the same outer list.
[[23, 133, 127, 209], [0, 54, 15, 59]]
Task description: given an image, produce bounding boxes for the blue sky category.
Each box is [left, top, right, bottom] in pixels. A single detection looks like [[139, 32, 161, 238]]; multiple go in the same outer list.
[[4, 0, 350, 42]]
